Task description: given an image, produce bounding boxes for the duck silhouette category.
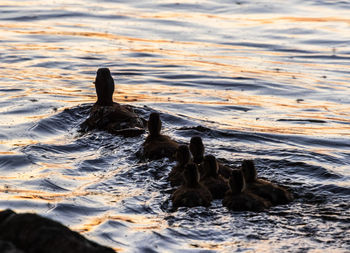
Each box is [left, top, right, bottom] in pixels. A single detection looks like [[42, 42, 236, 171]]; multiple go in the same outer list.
[[168, 145, 191, 187], [200, 155, 228, 199], [189, 136, 234, 179], [171, 163, 212, 208], [81, 68, 145, 137], [189, 136, 204, 164], [241, 160, 293, 205], [94, 68, 114, 106], [142, 112, 178, 160], [222, 169, 271, 212]]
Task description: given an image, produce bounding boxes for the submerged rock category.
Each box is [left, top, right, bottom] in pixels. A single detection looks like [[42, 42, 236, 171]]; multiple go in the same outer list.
[[0, 209, 115, 253]]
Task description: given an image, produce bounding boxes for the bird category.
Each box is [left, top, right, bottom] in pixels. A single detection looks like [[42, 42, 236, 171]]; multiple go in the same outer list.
[[81, 68, 145, 137], [241, 160, 294, 205], [94, 67, 114, 106], [200, 155, 228, 199], [142, 112, 178, 160], [168, 145, 191, 187], [189, 136, 204, 165], [189, 136, 234, 179], [222, 169, 272, 212], [171, 163, 212, 209]]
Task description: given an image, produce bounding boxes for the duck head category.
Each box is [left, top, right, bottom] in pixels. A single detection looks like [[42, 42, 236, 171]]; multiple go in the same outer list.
[[176, 145, 191, 166], [241, 159, 257, 183], [183, 163, 200, 187], [189, 136, 204, 164], [229, 169, 246, 194], [148, 112, 162, 136], [202, 154, 219, 178], [95, 68, 115, 106]]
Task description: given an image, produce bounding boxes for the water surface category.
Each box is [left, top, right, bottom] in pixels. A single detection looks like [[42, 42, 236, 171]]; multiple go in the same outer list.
[[0, 0, 349, 252]]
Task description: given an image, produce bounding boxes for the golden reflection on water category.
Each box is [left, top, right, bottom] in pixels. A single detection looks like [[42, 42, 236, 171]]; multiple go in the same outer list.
[[0, 4, 348, 148], [0, 139, 39, 147], [75, 212, 166, 233], [0, 2, 349, 252], [0, 164, 142, 203]]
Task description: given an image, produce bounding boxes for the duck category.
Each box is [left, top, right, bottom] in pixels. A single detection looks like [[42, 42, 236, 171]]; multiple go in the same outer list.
[[217, 160, 235, 180], [200, 155, 228, 199], [171, 163, 212, 208], [222, 169, 272, 212], [241, 159, 294, 205], [189, 136, 207, 176], [168, 145, 191, 187], [81, 68, 145, 137], [189, 136, 233, 179], [142, 112, 179, 160], [189, 136, 204, 164]]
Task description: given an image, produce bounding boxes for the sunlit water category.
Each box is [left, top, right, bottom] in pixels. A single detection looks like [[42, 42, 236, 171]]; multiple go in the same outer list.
[[0, 0, 350, 252]]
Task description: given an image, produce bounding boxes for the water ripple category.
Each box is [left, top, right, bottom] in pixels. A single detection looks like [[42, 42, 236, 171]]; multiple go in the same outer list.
[[0, 0, 350, 252]]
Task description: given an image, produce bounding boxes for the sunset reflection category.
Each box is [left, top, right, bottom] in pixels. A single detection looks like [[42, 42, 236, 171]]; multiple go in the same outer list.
[[2, 12, 349, 135], [0, 0, 350, 252]]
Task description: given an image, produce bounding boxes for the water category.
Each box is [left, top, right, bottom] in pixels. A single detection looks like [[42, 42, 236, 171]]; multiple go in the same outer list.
[[1, 0, 350, 252]]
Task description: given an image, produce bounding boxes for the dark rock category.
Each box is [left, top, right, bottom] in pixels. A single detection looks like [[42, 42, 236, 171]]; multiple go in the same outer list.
[[0, 209, 115, 253], [0, 240, 24, 253]]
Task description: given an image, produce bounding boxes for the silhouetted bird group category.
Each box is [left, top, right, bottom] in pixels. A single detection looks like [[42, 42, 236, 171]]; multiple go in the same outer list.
[[0, 67, 295, 253], [83, 68, 294, 211]]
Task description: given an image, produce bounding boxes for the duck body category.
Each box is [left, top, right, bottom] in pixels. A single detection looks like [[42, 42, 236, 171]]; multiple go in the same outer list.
[[188, 137, 232, 180], [82, 102, 145, 136], [222, 169, 271, 212], [172, 185, 212, 208], [142, 112, 178, 160], [200, 176, 228, 199], [81, 68, 145, 137], [218, 163, 234, 179], [200, 155, 228, 199], [222, 190, 271, 212], [246, 179, 293, 205], [171, 163, 212, 208], [216, 158, 240, 179], [241, 159, 293, 206], [168, 145, 191, 187], [168, 164, 185, 187], [143, 134, 178, 160]]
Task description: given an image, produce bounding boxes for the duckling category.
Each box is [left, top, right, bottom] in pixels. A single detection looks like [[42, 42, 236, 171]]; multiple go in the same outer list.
[[189, 136, 204, 164], [81, 68, 145, 136], [168, 145, 191, 187], [95, 67, 114, 106], [222, 169, 271, 212], [171, 163, 212, 208], [189, 136, 233, 179], [142, 112, 179, 160], [217, 160, 235, 179], [200, 155, 228, 199], [189, 136, 206, 176], [241, 160, 293, 205]]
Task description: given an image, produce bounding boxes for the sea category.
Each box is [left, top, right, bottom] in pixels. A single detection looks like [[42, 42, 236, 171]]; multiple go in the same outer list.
[[0, 0, 349, 252]]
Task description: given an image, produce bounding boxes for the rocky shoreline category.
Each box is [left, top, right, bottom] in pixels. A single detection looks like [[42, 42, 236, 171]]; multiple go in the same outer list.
[[0, 209, 115, 253]]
